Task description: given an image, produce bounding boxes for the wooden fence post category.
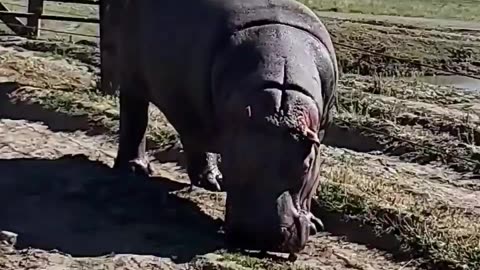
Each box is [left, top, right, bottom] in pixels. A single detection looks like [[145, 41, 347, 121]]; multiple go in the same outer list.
[[27, 0, 44, 38], [99, 0, 117, 95], [0, 3, 29, 36]]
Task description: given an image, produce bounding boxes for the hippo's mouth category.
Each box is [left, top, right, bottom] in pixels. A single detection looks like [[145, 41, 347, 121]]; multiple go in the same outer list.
[[223, 176, 324, 254], [219, 113, 325, 254], [277, 190, 324, 253]]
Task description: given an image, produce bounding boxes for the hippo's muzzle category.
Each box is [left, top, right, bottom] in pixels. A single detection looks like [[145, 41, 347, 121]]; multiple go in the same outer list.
[[277, 191, 324, 252], [223, 184, 323, 253]]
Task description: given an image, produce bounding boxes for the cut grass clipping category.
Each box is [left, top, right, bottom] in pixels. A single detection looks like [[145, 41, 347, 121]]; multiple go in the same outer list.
[[317, 156, 480, 269]]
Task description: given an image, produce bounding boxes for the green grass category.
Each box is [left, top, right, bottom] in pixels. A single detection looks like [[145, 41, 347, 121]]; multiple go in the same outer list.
[[298, 0, 480, 21]]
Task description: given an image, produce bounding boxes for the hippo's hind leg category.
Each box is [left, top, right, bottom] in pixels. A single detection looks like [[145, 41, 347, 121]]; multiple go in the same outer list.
[[181, 139, 223, 192], [113, 78, 152, 176]]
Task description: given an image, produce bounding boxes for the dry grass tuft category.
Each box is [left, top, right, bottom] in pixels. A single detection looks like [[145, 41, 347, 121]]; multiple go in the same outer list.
[[8, 86, 178, 149], [321, 19, 480, 77], [334, 75, 480, 173], [317, 158, 480, 269], [0, 49, 94, 91]]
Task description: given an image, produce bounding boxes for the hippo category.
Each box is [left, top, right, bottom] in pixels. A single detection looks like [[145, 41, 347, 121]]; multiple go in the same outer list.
[[108, 0, 338, 255]]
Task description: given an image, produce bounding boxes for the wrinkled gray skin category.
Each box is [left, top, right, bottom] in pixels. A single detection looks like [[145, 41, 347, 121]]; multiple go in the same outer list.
[[109, 0, 338, 254]]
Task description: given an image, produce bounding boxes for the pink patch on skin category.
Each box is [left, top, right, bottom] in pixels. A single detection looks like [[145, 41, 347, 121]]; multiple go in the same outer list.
[[297, 108, 320, 144]]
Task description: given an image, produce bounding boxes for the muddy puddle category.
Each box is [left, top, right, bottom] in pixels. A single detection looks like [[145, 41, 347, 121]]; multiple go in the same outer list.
[[415, 75, 480, 92]]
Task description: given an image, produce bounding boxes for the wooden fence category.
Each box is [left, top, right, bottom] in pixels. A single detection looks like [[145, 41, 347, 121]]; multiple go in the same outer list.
[[0, 0, 116, 94], [0, 0, 100, 37]]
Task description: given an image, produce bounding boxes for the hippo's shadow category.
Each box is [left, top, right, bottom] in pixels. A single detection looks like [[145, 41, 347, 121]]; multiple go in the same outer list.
[[0, 154, 223, 263]]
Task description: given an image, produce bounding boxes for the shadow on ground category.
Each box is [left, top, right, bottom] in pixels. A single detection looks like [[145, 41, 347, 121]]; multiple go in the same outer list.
[[0, 155, 223, 263], [323, 124, 383, 153], [0, 82, 98, 133]]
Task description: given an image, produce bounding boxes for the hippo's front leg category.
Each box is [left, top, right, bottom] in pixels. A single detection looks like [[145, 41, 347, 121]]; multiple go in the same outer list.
[[113, 86, 152, 176]]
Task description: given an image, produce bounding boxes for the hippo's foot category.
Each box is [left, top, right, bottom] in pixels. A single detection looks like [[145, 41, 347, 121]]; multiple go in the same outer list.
[[186, 151, 223, 192], [113, 158, 153, 177], [198, 153, 223, 191]]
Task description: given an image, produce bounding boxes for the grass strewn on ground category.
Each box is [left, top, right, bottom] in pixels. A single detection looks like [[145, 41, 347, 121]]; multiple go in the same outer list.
[[336, 75, 480, 173], [322, 20, 480, 77], [298, 0, 480, 21], [0, 49, 177, 148], [339, 74, 480, 105], [193, 253, 314, 270], [6, 74, 480, 269], [316, 153, 480, 269], [8, 86, 178, 149]]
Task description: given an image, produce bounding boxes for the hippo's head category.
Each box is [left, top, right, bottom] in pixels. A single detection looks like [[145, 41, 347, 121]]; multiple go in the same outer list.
[[217, 87, 326, 253], [211, 21, 337, 253]]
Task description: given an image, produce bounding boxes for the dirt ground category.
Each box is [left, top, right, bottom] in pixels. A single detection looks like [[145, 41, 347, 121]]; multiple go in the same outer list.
[[1, 9, 480, 270], [0, 81, 418, 270]]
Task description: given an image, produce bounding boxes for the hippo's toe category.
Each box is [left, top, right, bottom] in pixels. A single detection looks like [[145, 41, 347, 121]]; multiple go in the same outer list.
[[202, 165, 223, 191], [186, 152, 223, 192], [190, 165, 223, 191], [114, 158, 153, 177]]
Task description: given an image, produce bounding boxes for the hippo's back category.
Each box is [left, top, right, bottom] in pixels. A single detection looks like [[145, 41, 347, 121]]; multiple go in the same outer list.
[[226, 0, 337, 65], [117, 0, 335, 84], [114, 0, 336, 132]]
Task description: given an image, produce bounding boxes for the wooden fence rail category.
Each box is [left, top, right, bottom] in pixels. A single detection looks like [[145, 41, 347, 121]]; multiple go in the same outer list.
[[0, 0, 99, 37], [0, 0, 115, 94]]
